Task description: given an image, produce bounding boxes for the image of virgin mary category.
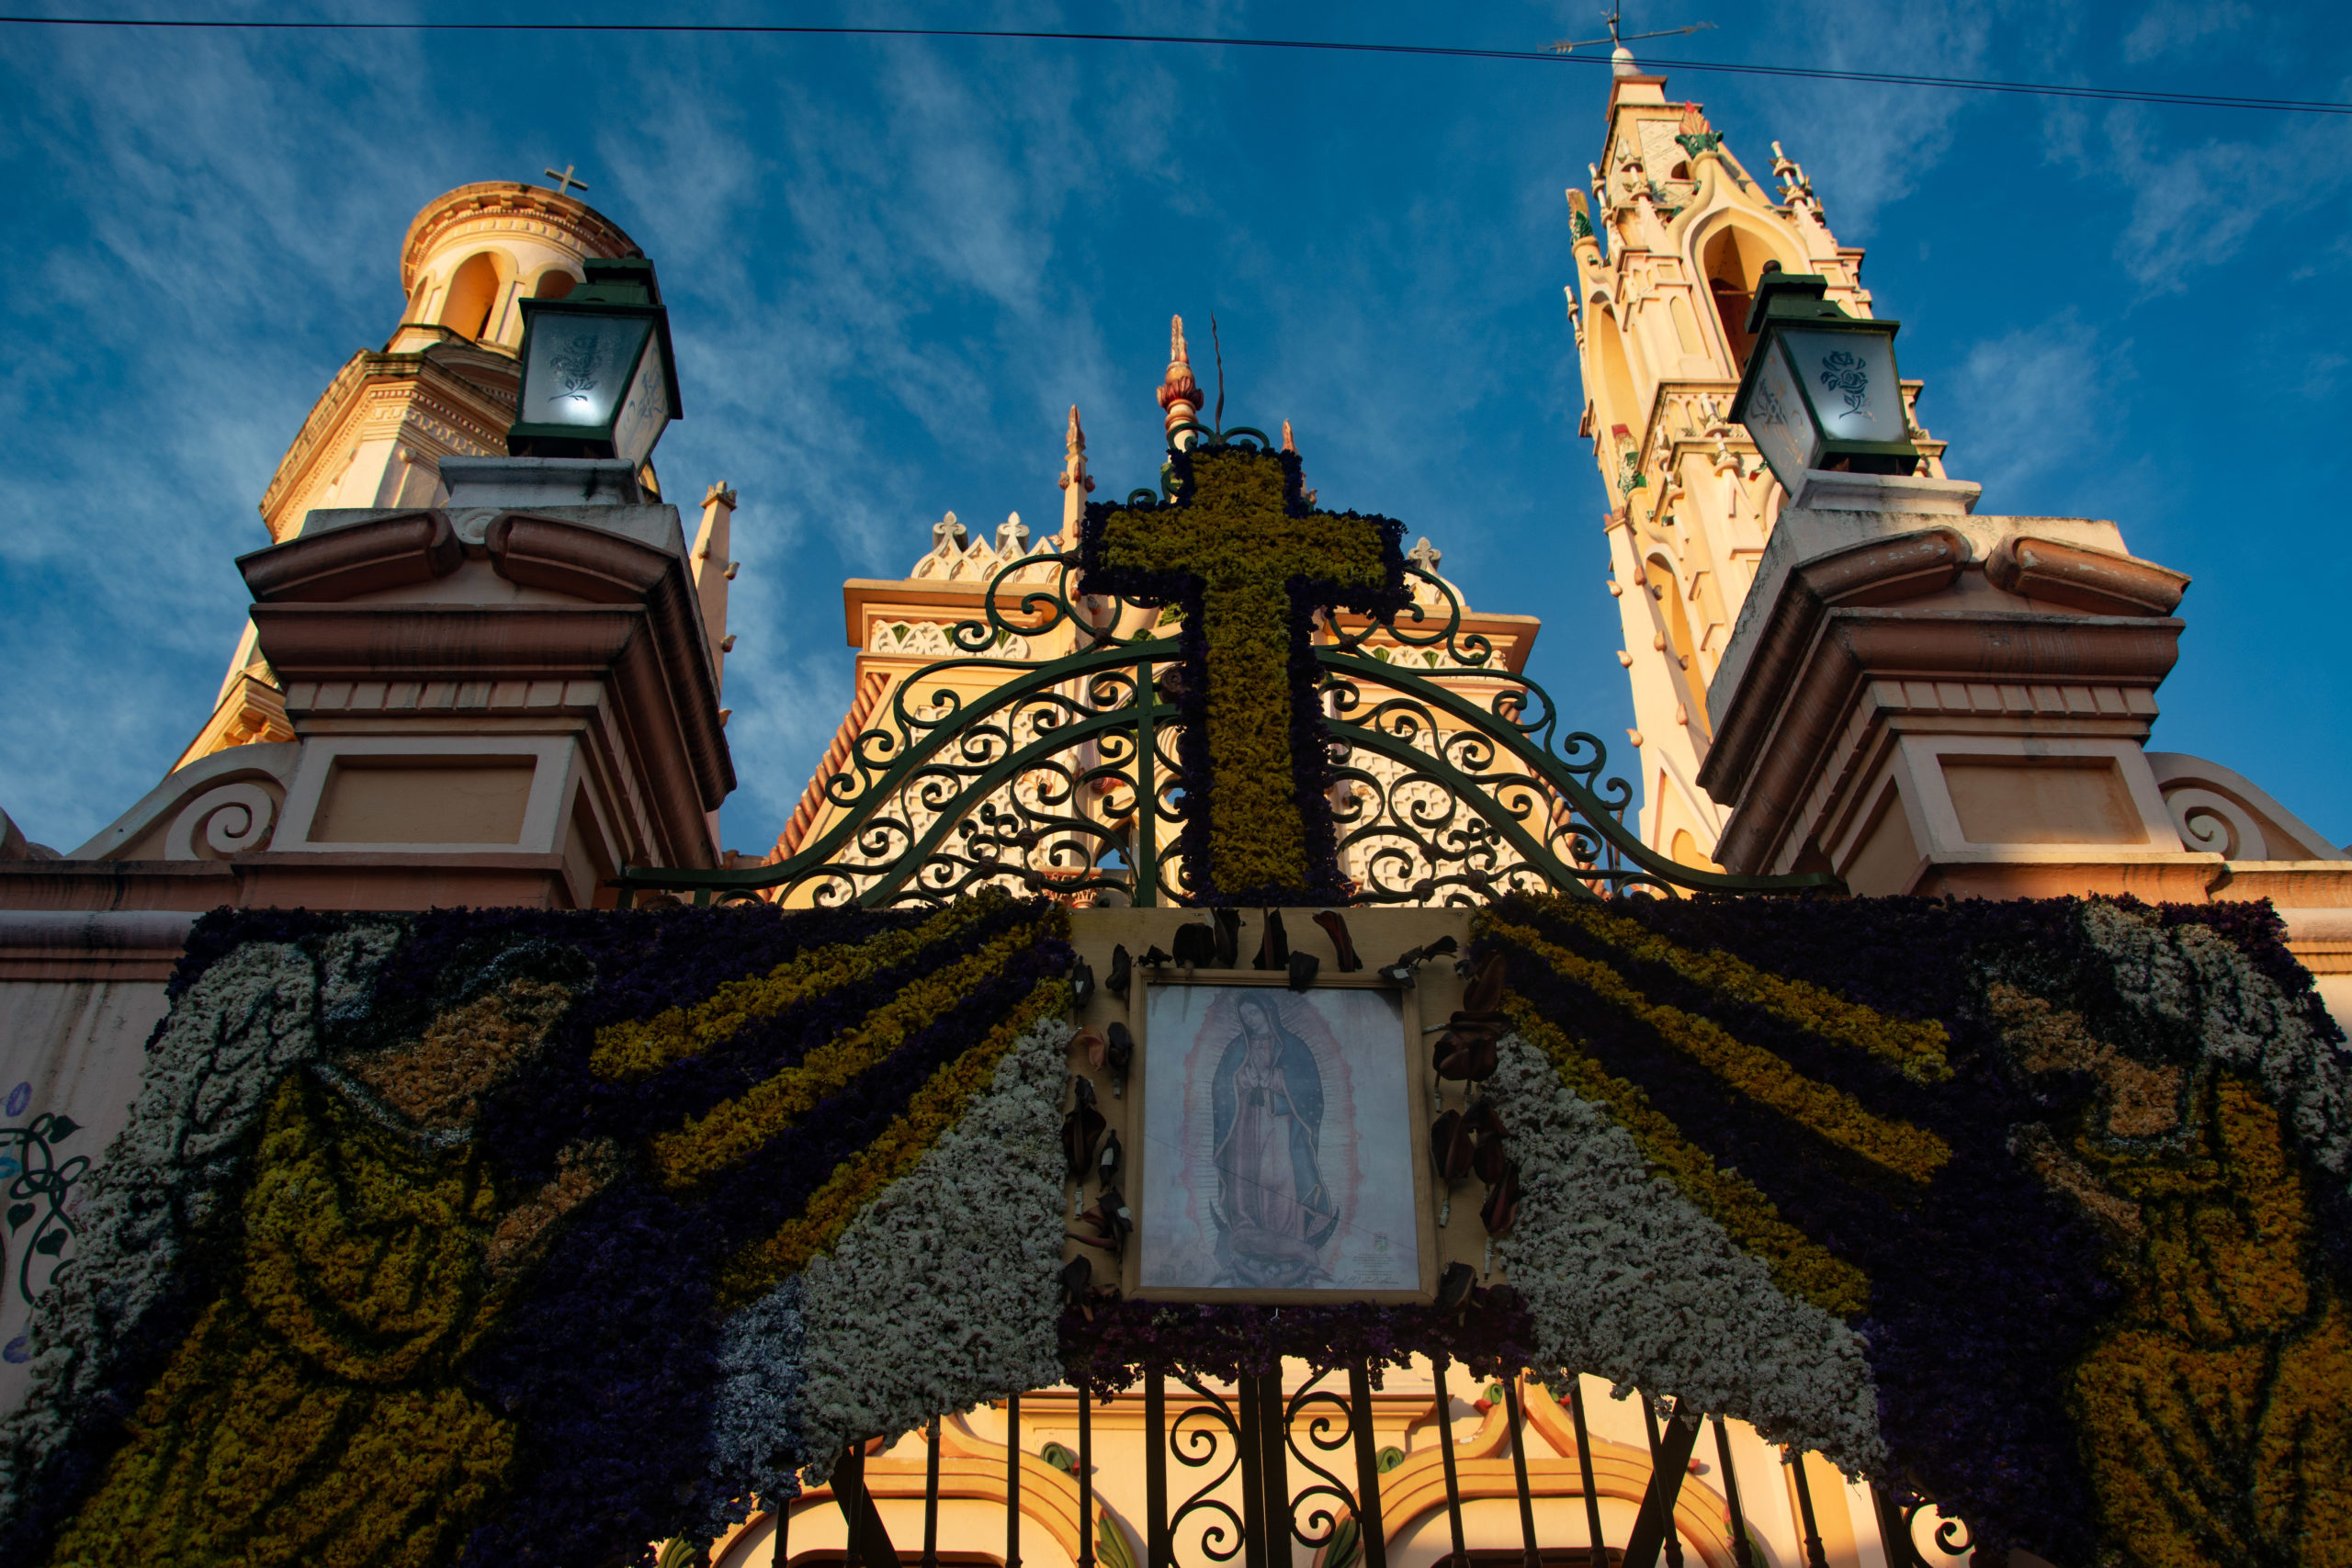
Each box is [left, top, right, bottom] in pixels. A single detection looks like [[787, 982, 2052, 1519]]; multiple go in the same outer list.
[[1209, 994, 1340, 1288]]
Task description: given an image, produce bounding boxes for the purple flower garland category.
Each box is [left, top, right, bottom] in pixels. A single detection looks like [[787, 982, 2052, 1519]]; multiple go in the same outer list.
[[1060, 1286, 1535, 1390]]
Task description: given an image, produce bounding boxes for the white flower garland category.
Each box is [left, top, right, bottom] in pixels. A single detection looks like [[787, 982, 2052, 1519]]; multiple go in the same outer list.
[[2079, 901, 2352, 1194], [1488, 1032, 1886, 1472], [699, 1275, 808, 1536], [0, 924, 402, 1532], [794, 1016, 1073, 1476]]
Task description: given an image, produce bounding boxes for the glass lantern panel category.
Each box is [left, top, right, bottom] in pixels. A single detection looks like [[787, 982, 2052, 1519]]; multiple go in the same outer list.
[[1741, 340, 1815, 489], [1781, 328, 1902, 446], [520, 314, 652, 431], [609, 338, 673, 468]]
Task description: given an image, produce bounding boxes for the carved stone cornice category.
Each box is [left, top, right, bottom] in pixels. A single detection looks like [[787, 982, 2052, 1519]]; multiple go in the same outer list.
[[240, 507, 734, 865], [1696, 527, 2187, 874], [1985, 535, 2190, 617], [399, 181, 639, 292], [259, 349, 517, 536]]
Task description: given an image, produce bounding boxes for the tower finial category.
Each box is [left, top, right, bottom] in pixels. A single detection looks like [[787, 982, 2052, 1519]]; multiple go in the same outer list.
[[1282, 420, 1295, 454], [1058, 403, 1094, 535], [1157, 313, 1203, 448]]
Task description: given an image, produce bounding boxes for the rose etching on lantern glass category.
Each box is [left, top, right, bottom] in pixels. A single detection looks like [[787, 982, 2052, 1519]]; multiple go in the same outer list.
[[1817, 349, 1871, 417], [1140, 985, 1417, 1292]]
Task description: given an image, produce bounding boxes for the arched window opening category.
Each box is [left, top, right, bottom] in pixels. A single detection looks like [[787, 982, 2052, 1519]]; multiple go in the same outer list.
[[1701, 227, 1781, 373], [533, 268, 578, 300], [403, 279, 431, 323], [440, 253, 502, 341], [1587, 306, 1640, 430], [1668, 161, 1691, 181]]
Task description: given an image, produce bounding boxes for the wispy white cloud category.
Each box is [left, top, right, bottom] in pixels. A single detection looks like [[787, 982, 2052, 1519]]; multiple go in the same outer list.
[[2120, 0, 2253, 64], [1714, 0, 1999, 235], [2091, 100, 2352, 288], [0, 26, 474, 842], [1935, 310, 2121, 507]]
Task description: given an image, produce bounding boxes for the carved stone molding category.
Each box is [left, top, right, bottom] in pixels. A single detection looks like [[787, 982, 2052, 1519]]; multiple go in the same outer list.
[[1984, 535, 2190, 617]]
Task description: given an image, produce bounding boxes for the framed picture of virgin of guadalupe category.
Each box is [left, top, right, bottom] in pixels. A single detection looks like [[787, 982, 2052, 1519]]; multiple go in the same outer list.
[[1132, 978, 1436, 1303]]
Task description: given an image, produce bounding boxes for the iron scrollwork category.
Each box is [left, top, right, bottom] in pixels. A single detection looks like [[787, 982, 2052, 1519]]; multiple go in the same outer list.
[[1281, 1367, 1360, 1554], [1167, 1372, 1248, 1565], [616, 491, 1839, 907]]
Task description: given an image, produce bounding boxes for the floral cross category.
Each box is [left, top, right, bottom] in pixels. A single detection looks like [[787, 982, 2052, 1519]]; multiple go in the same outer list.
[[1083, 442, 1403, 901]]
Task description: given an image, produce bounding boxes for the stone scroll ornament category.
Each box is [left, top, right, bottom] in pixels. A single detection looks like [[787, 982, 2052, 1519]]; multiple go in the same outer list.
[[1080, 436, 1407, 906]]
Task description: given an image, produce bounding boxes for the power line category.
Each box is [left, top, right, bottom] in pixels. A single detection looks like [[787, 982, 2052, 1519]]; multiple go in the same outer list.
[[1, 16, 2346, 116]]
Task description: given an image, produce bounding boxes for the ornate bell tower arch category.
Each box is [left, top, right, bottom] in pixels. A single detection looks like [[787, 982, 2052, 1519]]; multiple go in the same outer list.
[[1565, 62, 1952, 869], [181, 180, 643, 771]]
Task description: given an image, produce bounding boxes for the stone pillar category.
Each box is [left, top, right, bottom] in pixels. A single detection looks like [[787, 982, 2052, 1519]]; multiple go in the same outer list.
[[1696, 469, 2206, 899]]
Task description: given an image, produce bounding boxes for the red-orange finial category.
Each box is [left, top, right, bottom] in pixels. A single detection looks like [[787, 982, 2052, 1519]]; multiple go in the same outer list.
[[1157, 313, 1202, 441]]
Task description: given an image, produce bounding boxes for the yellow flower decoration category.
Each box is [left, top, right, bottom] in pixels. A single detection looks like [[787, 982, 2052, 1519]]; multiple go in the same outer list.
[[718, 976, 1069, 1305], [593, 893, 1013, 1082], [1503, 997, 1871, 1316], [1536, 900, 1951, 1082], [1483, 916, 1951, 1184], [650, 915, 1063, 1190]]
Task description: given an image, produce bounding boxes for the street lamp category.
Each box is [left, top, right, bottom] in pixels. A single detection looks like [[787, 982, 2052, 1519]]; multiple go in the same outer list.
[[1729, 265, 1917, 491], [507, 256, 682, 467]]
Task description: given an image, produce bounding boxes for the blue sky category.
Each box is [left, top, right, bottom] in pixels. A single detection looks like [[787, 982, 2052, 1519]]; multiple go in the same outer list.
[[2, 1, 2346, 855]]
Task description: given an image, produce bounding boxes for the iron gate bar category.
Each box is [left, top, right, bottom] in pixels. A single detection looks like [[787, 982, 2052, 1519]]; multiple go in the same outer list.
[[1623, 1405, 1700, 1568], [1345, 1362, 1390, 1568], [1147, 1375, 1171, 1568], [923, 1415, 942, 1568], [839, 1443, 901, 1568], [1079, 1382, 1098, 1568], [1237, 1376, 1268, 1568], [1635, 1401, 1683, 1568], [1871, 1484, 1912, 1568], [1565, 1379, 1608, 1568], [1785, 1449, 1829, 1568], [839, 1444, 860, 1568], [1257, 1373, 1291, 1567], [1133, 653, 1160, 906], [1712, 1417, 1752, 1568], [1501, 1376, 1541, 1568], [1430, 1357, 1469, 1568], [1007, 1394, 1023, 1568]]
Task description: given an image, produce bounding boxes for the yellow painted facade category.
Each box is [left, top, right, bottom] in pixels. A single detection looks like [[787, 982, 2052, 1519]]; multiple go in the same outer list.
[[1562, 67, 1949, 866]]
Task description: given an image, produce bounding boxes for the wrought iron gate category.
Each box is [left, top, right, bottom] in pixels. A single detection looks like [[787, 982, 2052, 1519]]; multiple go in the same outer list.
[[617, 520, 1834, 907], [759, 1361, 1973, 1568]]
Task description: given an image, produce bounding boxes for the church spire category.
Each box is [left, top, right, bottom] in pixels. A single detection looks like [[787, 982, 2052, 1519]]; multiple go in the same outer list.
[[1158, 315, 1203, 448], [1057, 403, 1094, 538]]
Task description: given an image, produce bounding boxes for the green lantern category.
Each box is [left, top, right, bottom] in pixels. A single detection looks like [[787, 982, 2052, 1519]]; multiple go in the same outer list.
[[507, 256, 682, 467], [1728, 265, 1917, 491]]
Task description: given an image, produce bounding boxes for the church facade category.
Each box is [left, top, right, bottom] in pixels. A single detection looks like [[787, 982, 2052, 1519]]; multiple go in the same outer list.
[[0, 50, 2346, 1568]]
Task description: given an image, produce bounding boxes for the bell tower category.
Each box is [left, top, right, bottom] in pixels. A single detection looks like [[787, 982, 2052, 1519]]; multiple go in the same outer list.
[[1565, 55, 1950, 868], [179, 180, 643, 770]]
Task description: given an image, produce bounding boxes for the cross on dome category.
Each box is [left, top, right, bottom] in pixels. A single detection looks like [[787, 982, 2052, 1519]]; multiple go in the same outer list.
[[542, 164, 590, 197]]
